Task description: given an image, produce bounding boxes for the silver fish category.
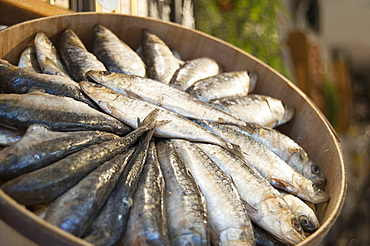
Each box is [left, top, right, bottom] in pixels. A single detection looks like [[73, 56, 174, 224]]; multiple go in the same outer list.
[[80, 81, 241, 155], [172, 139, 255, 246], [0, 124, 120, 181], [196, 121, 329, 204], [59, 29, 106, 81], [169, 57, 220, 91], [86, 70, 248, 127], [1, 111, 157, 206], [142, 29, 184, 84], [83, 127, 155, 246], [196, 142, 305, 245], [0, 91, 130, 135], [44, 148, 135, 237], [0, 58, 97, 108], [93, 25, 146, 77], [18, 46, 42, 73], [121, 141, 169, 246], [34, 32, 72, 79], [210, 95, 294, 128], [230, 122, 326, 186], [185, 71, 257, 102], [279, 191, 320, 233], [0, 126, 23, 146], [156, 139, 209, 246]]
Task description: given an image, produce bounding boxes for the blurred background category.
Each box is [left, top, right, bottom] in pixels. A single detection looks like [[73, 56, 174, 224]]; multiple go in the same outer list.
[[0, 0, 369, 245]]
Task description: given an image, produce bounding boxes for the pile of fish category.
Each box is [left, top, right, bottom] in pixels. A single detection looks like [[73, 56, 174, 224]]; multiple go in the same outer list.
[[0, 24, 329, 246]]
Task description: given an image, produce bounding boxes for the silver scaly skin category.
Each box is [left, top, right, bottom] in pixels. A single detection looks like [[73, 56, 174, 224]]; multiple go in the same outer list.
[[229, 122, 326, 186], [169, 57, 220, 91], [44, 148, 135, 237], [185, 71, 257, 102], [86, 70, 248, 127], [156, 139, 209, 246], [93, 25, 146, 77], [210, 94, 294, 128], [172, 139, 255, 246], [0, 126, 23, 146], [142, 29, 184, 84], [18, 46, 42, 73], [59, 29, 106, 81], [0, 124, 119, 181], [79, 81, 241, 156], [196, 142, 305, 245], [122, 141, 169, 246], [34, 32, 72, 79], [0, 91, 130, 135], [279, 190, 320, 233], [196, 121, 329, 204]]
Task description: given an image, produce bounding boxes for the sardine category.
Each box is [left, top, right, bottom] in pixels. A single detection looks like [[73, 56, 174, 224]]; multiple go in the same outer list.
[[229, 122, 326, 186], [169, 57, 220, 91], [0, 126, 23, 146], [80, 81, 240, 155], [59, 29, 106, 81], [83, 127, 155, 246], [185, 71, 257, 102], [196, 142, 305, 245], [0, 124, 120, 181], [196, 121, 329, 204], [93, 25, 146, 77], [34, 32, 72, 79], [121, 141, 169, 246], [0, 91, 130, 134], [1, 110, 157, 206], [0, 59, 97, 108], [279, 191, 320, 233], [44, 148, 135, 237], [86, 70, 248, 127], [142, 29, 184, 84], [171, 139, 255, 246], [156, 139, 209, 246], [18, 46, 42, 73], [210, 95, 294, 128]]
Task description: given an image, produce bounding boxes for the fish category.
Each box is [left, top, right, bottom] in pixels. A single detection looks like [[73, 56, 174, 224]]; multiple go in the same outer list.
[[171, 139, 255, 246], [196, 142, 305, 245], [0, 126, 23, 146], [156, 139, 209, 246], [279, 191, 320, 233], [83, 126, 155, 246], [59, 29, 106, 81], [169, 57, 220, 91], [44, 148, 135, 237], [229, 122, 326, 186], [121, 141, 169, 246], [1, 110, 158, 206], [196, 121, 329, 204], [141, 29, 184, 84], [80, 81, 241, 155], [93, 25, 146, 77], [185, 71, 257, 102], [34, 32, 72, 79], [86, 70, 248, 127], [210, 95, 294, 128], [18, 46, 42, 73], [0, 124, 120, 181], [252, 224, 285, 246], [0, 91, 130, 135], [0, 58, 97, 108]]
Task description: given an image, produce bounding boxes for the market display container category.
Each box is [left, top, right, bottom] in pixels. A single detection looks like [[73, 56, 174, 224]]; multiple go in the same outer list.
[[0, 13, 346, 246]]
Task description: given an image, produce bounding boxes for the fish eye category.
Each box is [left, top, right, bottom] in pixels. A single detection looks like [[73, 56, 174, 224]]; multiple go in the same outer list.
[[299, 215, 309, 227], [311, 165, 320, 174], [291, 218, 302, 232]]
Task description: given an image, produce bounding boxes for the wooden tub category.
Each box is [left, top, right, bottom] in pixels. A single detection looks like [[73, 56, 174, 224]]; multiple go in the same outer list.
[[0, 13, 346, 246]]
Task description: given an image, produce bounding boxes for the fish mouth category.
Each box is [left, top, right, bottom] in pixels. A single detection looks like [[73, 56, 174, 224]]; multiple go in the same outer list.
[[278, 104, 295, 125], [248, 71, 258, 92]]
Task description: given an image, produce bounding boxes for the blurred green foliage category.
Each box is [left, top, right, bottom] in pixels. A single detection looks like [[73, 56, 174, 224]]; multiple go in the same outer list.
[[194, 0, 291, 78]]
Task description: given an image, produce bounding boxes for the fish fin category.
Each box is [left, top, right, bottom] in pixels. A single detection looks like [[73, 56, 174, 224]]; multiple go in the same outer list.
[[225, 142, 244, 159], [271, 178, 296, 194], [216, 117, 226, 124], [28, 87, 46, 93], [124, 89, 145, 101]]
